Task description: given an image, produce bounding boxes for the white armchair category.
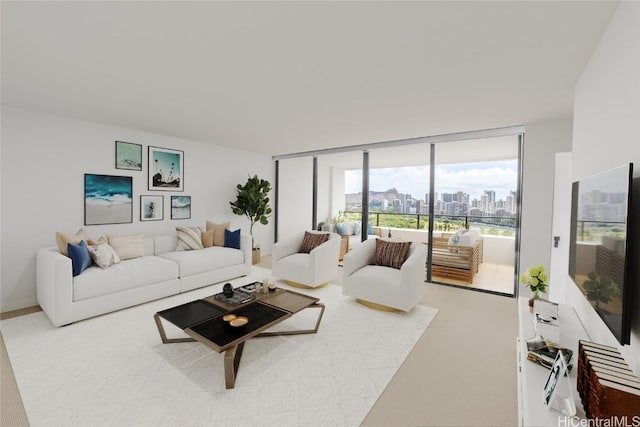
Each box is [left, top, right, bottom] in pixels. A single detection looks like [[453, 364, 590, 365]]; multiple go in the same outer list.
[[272, 231, 341, 288], [342, 238, 427, 311]]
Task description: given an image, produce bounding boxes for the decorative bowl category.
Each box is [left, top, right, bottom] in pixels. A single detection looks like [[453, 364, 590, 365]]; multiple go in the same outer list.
[[229, 316, 248, 328], [222, 313, 237, 322]]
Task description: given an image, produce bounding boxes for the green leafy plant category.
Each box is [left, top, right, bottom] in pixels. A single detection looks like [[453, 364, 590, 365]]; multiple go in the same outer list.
[[229, 175, 272, 248], [582, 272, 621, 309], [520, 265, 548, 298]]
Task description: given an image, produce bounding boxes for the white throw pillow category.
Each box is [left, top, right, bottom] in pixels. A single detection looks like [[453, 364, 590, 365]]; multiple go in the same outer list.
[[448, 229, 466, 246], [87, 243, 120, 268]]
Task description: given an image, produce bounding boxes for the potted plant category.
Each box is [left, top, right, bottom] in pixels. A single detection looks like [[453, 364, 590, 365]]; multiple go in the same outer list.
[[520, 264, 548, 312], [229, 175, 272, 264]]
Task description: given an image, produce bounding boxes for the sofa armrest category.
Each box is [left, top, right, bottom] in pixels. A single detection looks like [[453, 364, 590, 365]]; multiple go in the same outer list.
[[37, 247, 73, 326], [240, 234, 252, 269], [343, 238, 376, 278]]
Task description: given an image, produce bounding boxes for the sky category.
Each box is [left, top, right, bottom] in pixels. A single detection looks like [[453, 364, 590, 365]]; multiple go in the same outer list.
[[345, 159, 518, 201]]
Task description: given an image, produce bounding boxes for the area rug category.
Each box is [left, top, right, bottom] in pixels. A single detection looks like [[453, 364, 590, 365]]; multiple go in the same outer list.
[[1, 267, 438, 427]]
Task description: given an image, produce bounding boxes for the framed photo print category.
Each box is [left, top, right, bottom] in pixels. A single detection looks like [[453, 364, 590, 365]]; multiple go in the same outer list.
[[115, 141, 142, 171], [84, 174, 133, 225], [148, 146, 184, 191], [171, 196, 191, 220], [140, 195, 164, 221], [542, 349, 576, 416]]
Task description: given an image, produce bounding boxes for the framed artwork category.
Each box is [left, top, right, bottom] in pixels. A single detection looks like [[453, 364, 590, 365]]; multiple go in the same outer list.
[[115, 141, 142, 171], [148, 146, 184, 191], [140, 195, 164, 221], [171, 196, 191, 220], [84, 174, 133, 225]]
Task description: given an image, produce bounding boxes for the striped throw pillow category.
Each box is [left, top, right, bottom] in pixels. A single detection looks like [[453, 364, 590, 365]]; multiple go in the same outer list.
[[176, 227, 204, 251], [298, 232, 330, 254], [374, 240, 411, 269]]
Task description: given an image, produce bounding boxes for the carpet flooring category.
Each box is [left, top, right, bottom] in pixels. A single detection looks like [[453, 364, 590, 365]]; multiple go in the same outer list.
[[1, 268, 437, 427]]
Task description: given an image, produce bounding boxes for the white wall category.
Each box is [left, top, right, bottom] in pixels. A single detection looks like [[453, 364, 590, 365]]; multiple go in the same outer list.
[[0, 106, 273, 312], [570, 1, 640, 372], [519, 118, 573, 296], [277, 157, 313, 242]]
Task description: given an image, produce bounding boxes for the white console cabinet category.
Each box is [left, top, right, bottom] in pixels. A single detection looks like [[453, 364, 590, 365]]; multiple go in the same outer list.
[[516, 297, 590, 426]]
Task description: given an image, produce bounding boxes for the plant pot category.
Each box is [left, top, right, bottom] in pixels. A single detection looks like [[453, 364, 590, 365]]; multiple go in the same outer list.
[[252, 248, 261, 265]]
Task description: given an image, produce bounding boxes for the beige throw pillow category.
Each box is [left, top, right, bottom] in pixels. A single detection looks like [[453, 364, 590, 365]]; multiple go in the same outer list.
[[107, 233, 144, 260], [201, 229, 215, 248], [206, 221, 230, 247], [56, 228, 93, 256], [176, 227, 204, 251]]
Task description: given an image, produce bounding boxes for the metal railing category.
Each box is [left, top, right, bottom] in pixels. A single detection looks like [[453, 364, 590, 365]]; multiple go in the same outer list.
[[343, 210, 516, 233], [576, 220, 626, 242]]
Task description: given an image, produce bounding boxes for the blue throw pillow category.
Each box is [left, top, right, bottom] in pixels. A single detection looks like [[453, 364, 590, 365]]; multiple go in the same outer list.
[[367, 222, 374, 235], [336, 223, 348, 235], [68, 240, 92, 277], [224, 228, 241, 249]]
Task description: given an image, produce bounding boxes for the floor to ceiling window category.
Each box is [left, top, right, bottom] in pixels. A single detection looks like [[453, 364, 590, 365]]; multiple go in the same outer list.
[[274, 128, 523, 297], [430, 136, 520, 295]]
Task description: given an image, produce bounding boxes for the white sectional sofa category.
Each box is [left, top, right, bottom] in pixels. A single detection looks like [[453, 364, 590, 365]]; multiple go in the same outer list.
[[37, 233, 252, 326]]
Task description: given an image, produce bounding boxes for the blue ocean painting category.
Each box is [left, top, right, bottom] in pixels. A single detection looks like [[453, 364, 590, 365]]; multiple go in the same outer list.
[[171, 196, 191, 219], [85, 174, 133, 206]]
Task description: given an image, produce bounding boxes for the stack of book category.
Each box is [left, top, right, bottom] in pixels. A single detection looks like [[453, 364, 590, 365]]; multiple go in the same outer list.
[[577, 340, 640, 418], [526, 335, 573, 371]]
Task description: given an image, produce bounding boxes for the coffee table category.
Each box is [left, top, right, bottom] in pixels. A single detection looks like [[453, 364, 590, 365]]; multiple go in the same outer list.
[[153, 283, 325, 389]]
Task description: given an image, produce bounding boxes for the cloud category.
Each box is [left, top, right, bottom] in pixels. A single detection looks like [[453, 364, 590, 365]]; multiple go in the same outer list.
[[346, 160, 517, 201]]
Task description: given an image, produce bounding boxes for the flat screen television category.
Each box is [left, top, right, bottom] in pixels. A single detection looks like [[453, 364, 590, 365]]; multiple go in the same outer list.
[[568, 163, 634, 345]]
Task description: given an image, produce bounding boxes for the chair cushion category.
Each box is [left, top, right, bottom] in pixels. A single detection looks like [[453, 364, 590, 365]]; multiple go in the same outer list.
[[298, 231, 329, 253], [374, 239, 411, 269]]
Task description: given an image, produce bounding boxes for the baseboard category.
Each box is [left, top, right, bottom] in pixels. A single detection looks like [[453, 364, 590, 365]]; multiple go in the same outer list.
[[0, 305, 42, 320]]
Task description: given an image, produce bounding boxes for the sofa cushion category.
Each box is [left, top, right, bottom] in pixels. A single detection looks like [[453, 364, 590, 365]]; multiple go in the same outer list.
[[201, 229, 214, 248], [159, 246, 244, 278], [176, 227, 204, 251], [68, 241, 92, 276], [107, 233, 145, 260], [56, 228, 93, 256], [298, 231, 329, 254], [224, 228, 241, 249], [87, 242, 120, 268], [374, 239, 411, 269], [73, 255, 179, 302], [206, 221, 230, 247]]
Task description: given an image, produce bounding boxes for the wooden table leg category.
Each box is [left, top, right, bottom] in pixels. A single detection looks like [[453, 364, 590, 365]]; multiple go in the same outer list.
[[224, 342, 245, 389]]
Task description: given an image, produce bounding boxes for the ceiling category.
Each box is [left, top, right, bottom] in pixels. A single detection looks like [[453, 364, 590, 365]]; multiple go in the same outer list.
[[1, 1, 617, 157]]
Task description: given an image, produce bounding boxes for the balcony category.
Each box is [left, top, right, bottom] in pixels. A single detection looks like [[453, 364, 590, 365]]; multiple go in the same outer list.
[[344, 211, 516, 294]]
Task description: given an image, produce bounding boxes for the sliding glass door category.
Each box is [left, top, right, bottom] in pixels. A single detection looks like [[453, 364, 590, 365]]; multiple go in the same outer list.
[[431, 136, 519, 295], [274, 128, 523, 297]]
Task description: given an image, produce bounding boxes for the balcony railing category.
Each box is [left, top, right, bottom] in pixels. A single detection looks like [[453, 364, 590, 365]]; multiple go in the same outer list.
[[343, 210, 516, 236], [576, 220, 626, 242]]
